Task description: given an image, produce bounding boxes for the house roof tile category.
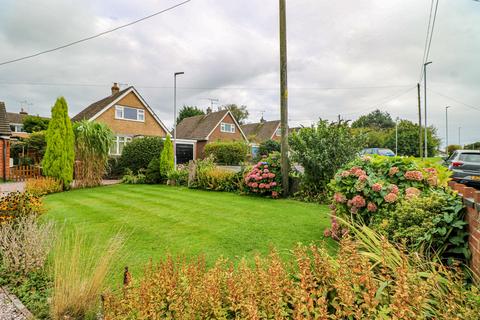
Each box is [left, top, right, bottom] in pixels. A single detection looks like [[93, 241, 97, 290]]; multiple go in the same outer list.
[[241, 120, 280, 143], [175, 110, 230, 140], [72, 86, 132, 121], [0, 102, 12, 136]]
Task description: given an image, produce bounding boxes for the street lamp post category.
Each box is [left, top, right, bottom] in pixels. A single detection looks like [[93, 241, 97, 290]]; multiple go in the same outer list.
[[173, 71, 184, 167], [445, 106, 450, 154], [423, 61, 432, 158], [458, 126, 462, 148], [395, 117, 400, 156]]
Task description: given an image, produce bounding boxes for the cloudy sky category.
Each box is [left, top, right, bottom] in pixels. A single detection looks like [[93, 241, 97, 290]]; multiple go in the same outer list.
[[0, 0, 479, 147]]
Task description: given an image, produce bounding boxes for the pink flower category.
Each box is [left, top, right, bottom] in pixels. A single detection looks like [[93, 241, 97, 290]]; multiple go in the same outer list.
[[259, 183, 265, 189], [404, 170, 423, 181], [271, 181, 277, 186], [264, 165, 269, 169], [256, 176, 262, 181], [372, 183, 382, 192], [251, 182, 258, 188], [358, 174, 368, 182], [340, 170, 350, 178], [333, 192, 347, 203], [272, 191, 279, 198], [268, 173, 275, 179], [264, 183, 271, 189], [367, 202, 377, 212], [347, 199, 353, 207], [389, 184, 399, 194], [257, 162, 263, 166], [351, 167, 367, 177], [323, 228, 332, 237], [424, 167, 437, 174], [351, 206, 358, 214], [262, 173, 268, 179], [389, 167, 399, 176], [351, 195, 366, 208], [405, 187, 421, 199], [263, 169, 269, 173], [384, 193, 398, 203]]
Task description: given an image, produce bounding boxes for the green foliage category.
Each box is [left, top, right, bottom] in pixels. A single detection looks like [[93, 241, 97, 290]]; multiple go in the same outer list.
[[289, 119, 365, 198], [122, 168, 146, 184], [42, 97, 75, 188], [244, 152, 282, 198], [167, 165, 189, 186], [10, 131, 47, 165], [145, 158, 161, 184], [177, 105, 205, 124], [159, 135, 174, 181], [117, 137, 164, 173], [204, 141, 249, 165], [73, 120, 114, 187], [352, 127, 388, 148], [0, 192, 44, 222], [448, 144, 462, 155], [464, 141, 480, 150], [351, 109, 395, 129], [22, 115, 49, 133], [384, 120, 440, 157], [219, 104, 249, 124], [256, 139, 280, 160]]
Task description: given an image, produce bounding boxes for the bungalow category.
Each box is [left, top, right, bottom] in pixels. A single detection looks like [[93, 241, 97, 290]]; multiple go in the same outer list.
[[0, 102, 11, 181], [175, 108, 248, 162], [241, 119, 281, 157], [6, 109, 50, 138], [72, 83, 170, 155]]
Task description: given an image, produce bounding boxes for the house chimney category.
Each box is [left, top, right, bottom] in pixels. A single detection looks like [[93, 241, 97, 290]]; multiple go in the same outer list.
[[260, 116, 266, 123], [206, 107, 212, 114], [19, 108, 28, 115], [111, 82, 120, 95]]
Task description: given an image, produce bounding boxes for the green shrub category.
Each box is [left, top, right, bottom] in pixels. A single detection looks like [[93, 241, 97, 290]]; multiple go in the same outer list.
[[244, 152, 282, 198], [204, 141, 248, 165], [122, 169, 146, 184], [256, 139, 280, 161], [167, 165, 189, 186], [42, 97, 75, 188], [117, 137, 164, 173], [289, 119, 365, 200], [159, 135, 174, 182], [448, 144, 462, 155], [145, 158, 161, 184]]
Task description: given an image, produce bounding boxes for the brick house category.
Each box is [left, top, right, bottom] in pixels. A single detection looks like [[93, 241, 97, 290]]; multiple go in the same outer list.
[[72, 83, 170, 155], [241, 119, 281, 157], [175, 109, 248, 162], [0, 102, 12, 181]]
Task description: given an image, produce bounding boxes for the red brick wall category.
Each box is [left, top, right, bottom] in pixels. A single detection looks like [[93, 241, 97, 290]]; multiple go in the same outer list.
[[0, 139, 10, 180], [449, 181, 480, 279]]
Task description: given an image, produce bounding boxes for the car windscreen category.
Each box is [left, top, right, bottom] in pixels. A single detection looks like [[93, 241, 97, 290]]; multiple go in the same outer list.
[[458, 153, 480, 163], [378, 149, 394, 156]]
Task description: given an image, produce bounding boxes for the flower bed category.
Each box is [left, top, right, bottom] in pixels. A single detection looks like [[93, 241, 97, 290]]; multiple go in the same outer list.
[[244, 152, 282, 198]]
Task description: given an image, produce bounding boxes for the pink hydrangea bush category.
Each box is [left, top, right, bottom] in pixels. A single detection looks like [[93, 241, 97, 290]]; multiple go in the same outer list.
[[244, 152, 282, 198]]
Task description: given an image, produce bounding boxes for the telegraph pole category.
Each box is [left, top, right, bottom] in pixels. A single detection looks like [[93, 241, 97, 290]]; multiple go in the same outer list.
[[417, 83, 423, 158], [279, 0, 289, 197], [445, 106, 450, 153], [423, 61, 432, 157]]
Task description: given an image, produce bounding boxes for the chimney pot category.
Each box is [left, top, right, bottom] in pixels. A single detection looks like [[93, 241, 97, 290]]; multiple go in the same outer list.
[[111, 82, 120, 95], [206, 107, 212, 114], [19, 108, 28, 115]]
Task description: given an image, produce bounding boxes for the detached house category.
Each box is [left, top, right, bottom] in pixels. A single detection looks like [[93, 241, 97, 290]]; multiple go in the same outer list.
[[72, 83, 169, 155], [175, 108, 248, 162], [241, 119, 281, 157]]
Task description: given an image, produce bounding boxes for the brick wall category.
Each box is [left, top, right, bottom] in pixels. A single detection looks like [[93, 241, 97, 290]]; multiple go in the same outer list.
[[0, 139, 10, 180], [449, 181, 480, 279]]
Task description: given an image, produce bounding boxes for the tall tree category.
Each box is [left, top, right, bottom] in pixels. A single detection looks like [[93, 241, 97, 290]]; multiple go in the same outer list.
[[22, 115, 50, 133], [351, 109, 395, 129], [219, 104, 249, 124], [42, 97, 75, 188], [384, 120, 440, 157], [159, 135, 174, 181], [177, 105, 205, 124]]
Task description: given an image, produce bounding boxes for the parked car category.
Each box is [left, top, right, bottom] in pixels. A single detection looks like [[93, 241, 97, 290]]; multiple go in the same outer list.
[[360, 148, 395, 157], [443, 150, 480, 186]]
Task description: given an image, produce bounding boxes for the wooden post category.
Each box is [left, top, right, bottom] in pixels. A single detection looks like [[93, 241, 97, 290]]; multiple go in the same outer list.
[[279, 0, 289, 197], [417, 83, 423, 158]]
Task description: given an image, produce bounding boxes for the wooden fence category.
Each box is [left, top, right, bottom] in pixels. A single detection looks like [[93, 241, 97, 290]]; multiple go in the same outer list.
[[9, 165, 41, 181]]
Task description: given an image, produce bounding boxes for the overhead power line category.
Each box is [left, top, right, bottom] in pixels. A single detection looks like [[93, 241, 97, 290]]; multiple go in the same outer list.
[[0, 0, 192, 67], [419, 0, 440, 82], [428, 89, 480, 112]]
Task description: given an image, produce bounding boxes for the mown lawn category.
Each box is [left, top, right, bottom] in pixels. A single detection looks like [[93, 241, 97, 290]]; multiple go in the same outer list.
[[43, 184, 334, 280]]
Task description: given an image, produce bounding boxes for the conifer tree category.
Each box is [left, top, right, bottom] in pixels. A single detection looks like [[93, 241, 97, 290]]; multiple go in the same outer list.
[[42, 97, 75, 188], [159, 135, 174, 181]]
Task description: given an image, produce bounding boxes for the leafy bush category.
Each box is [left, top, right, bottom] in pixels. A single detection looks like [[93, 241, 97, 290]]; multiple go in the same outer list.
[[289, 119, 365, 199], [167, 165, 189, 186], [244, 152, 282, 198], [256, 139, 280, 160], [204, 141, 249, 165], [327, 155, 467, 262], [0, 192, 44, 222], [0, 216, 54, 275], [25, 177, 63, 196], [448, 144, 462, 155], [145, 158, 161, 184], [117, 137, 164, 173], [384, 120, 440, 157], [103, 232, 480, 319], [159, 135, 174, 182], [122, 169, 146, 184]]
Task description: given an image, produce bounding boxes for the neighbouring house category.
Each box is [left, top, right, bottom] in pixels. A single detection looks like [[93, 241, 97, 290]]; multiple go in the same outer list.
[[6, 109, 48, 138], [241, 119, 281, 157], [0, 102, 12, 181], [175, 108, 248, 162], [72, 83, 170, 155]]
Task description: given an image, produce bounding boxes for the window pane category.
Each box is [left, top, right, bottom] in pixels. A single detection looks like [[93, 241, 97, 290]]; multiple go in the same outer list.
[[138, 110, 144, 121], [123, 107, 137, 120], [116, 106, 123, 118]]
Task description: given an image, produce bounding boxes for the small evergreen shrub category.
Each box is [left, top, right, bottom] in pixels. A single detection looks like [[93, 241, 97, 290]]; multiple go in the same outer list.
[[244, 152, 282, 198], [159, 135, 174, 182], [256, 139, 280, 161], [145, 158, 161, 184], [167, 165, 189, 186], [25, 177, 63, 196], [122, 169, 146, 184], [117, 137, 164, 174], [204, 141, 248, 165]]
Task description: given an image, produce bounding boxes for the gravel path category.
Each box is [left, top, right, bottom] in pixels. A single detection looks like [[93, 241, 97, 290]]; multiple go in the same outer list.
[[0, 288, 28, 320]]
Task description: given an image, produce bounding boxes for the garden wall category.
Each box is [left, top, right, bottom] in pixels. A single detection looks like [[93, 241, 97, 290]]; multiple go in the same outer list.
[[449, 181, 480, 279]]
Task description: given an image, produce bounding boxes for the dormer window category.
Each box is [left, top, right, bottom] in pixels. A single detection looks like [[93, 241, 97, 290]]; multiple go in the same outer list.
[[220, 122, 235, 133], [115, 105, 145, 122]]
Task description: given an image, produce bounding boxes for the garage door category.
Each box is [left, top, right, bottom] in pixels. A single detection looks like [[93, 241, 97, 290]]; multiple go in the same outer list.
[[176, 143, 194, 164]]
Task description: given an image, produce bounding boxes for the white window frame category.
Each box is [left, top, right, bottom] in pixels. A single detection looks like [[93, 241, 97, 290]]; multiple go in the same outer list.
[[220, 122, 235, 133], [114, 105, 145, 122], [275, 128, 281, 136], [10, 123, 24, 133], [110, 135, 133, 155]]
